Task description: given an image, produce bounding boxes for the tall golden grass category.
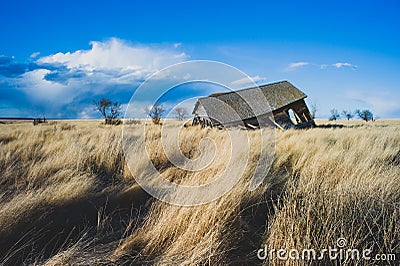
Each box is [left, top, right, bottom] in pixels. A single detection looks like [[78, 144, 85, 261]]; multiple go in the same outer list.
[[0, 120, 399, 265]]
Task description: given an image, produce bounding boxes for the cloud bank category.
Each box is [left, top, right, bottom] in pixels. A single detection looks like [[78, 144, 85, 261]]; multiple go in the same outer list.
[[230, 75, 267, 86], [345, 90, 400, 118], [0, 38, 188, 118], [288, 61, 357, 71]]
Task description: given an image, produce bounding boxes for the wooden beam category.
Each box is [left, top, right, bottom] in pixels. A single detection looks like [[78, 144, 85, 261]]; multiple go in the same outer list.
[[269, 117, 285, 130], [245, 122, 258, 130]]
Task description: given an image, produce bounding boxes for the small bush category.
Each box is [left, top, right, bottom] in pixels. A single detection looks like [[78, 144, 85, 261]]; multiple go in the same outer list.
[[105, 118, 122, 125]]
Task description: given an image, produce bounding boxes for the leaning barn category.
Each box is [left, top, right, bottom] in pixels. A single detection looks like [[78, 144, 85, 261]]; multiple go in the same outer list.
[[192, 81, 315, 129]]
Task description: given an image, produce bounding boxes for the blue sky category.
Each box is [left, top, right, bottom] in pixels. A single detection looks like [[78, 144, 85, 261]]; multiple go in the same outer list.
[[0, 0, 399, 118]]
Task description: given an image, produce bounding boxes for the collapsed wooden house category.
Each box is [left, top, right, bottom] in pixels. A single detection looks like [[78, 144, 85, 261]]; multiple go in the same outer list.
[[192, 81, 315, 129]]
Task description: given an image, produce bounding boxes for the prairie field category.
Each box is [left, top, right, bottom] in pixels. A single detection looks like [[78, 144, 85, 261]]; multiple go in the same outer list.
[[0, 119, 399, 265]]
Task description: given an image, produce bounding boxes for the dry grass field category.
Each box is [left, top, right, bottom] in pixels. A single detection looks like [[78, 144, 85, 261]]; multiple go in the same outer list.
[[0, 119, 399, 265]]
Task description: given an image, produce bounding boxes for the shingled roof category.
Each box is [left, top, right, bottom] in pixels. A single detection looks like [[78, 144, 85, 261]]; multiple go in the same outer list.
[[193, 81, 307, 123]]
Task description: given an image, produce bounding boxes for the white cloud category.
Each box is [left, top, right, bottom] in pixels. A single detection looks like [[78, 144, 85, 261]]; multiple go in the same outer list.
[[125, 101, 153, 118], [289, 62, 309, 69], [8, 39, 190, 118], [18, 69, 72, 104], [37, 38, 187, 82], [332, 62, 356, 69], [30, 52, 40, 59], [286, 61, 357, 70], [173, 42, 182, 48], [230, 75, 267, 86], [345, 90, 400, 117], [78, 106, 96, 119]]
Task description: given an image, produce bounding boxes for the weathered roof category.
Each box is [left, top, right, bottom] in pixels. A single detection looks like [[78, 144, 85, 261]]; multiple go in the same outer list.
[[193, 81, 307, 123]]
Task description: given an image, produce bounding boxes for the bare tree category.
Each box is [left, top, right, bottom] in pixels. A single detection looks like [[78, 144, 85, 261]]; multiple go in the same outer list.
[[174, 107, 188, 120], [145, 103, 165, 124], [329, 109, 340, 121], [93, 97, 122, 125], [310, 103, 317, 119], [109, 102, 122, 119], [342, 110, 354, 120], [356, 109, 374, 122], [33, 114, 47, 126]]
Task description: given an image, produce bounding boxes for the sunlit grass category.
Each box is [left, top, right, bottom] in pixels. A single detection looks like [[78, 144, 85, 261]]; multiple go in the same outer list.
[[0, 119, 398, 265]]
